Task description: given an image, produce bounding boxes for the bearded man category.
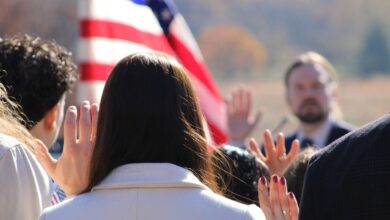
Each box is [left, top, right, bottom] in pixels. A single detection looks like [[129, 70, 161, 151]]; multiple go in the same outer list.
[[284, 51, 354, 151]]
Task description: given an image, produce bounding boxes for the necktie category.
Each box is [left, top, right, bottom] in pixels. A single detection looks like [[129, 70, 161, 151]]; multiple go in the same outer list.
[[301, 138, 314, 149]]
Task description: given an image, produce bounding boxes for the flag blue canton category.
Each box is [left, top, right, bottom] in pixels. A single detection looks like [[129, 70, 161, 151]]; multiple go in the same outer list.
[[147, 0, 177, 34], [130, 0, 147, 5]]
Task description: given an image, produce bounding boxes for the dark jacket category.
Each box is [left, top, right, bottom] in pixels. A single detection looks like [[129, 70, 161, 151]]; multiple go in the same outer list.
[[284, 120, 354, 152], [299, 114, 390, 220]]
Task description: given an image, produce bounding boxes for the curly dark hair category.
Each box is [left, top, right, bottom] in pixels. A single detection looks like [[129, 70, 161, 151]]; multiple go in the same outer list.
[[212, 145, 270, 206], [0, 34, 78, 129]]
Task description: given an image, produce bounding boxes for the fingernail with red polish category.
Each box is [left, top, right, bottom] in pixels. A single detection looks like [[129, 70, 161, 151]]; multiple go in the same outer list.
[[289, 192, 295, 199], [280, 177, 286, 185], [273, 175, 278, 183], [260, 176, 266, 185]]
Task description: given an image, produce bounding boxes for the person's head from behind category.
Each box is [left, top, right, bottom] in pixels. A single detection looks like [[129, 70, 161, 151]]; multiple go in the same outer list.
[[212, 145, 270, 206], [0, 34, 77, 147], [283, 147, 316, 203], [87, 53, 217, 192], [285, 51, 339, 125]]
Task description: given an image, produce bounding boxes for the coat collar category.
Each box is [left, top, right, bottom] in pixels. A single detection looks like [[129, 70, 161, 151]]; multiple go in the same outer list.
[[92, 163, 211, 192]]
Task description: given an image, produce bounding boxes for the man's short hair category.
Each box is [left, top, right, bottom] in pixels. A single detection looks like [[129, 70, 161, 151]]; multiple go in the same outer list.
[[0, 34, 78, 129]]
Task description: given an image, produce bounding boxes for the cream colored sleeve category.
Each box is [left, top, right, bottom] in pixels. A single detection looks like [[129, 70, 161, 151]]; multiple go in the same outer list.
[[0, 143, 51, 220], [245, 204, 266, 220]]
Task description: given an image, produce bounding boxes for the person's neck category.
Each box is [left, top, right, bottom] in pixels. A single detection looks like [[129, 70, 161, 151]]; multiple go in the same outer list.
[[30, 124, 52, 148], [301, 118, 328, 135]]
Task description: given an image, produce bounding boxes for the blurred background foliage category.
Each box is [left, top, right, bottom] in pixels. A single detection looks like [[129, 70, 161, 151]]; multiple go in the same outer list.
[[1, 0, 389, 79], [175, 0, 390, 79]]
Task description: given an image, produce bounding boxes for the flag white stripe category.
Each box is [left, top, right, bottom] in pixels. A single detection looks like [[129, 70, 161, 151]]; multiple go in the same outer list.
[[76, 81, 106, 104], [78, 37, 155, 65], [79, 0, 163, 35]]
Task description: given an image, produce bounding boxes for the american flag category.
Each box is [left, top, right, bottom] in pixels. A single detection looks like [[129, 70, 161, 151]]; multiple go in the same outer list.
[[78, 0, 227, 144]]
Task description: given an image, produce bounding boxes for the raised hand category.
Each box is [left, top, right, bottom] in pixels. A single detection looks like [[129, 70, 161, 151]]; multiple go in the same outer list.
[[258, 175, 299, 220], [34, 101, 99, 196], [226, 87, 262, 143], [249, 130, 299, 175]]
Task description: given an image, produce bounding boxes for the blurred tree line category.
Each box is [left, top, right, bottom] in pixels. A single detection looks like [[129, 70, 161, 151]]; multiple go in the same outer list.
[[198, 26, 266, 79], [358, 22, 390, 76], [177, 0, 390, 78]]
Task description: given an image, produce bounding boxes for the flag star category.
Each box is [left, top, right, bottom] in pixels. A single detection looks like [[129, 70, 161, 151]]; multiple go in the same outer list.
[[160, 8, 171, 21]]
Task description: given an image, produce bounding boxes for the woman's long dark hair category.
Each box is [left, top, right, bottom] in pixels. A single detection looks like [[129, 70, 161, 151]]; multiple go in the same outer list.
[[85, 53, 219, 192]]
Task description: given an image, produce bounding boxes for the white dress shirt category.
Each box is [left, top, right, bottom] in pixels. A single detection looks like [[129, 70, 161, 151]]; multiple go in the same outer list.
[[0, 133, 52, 220], [296, 118, 334, 148]]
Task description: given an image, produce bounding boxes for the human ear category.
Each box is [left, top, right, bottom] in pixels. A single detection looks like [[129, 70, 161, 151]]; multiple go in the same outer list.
[[43, 104, 59, 131]]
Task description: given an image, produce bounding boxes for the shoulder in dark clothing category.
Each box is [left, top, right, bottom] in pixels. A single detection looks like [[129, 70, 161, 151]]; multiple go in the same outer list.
[[300, 114, 390, 220]]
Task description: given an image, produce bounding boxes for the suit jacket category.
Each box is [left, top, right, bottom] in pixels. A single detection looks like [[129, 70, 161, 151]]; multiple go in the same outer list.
[[299, 114, 390, 220], [40, 163, 265, 220], [284, 120, 354, 152]]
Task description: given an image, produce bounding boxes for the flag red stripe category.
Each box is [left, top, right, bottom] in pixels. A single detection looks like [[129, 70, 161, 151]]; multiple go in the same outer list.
[[80, 62, 113, 81], [168, 33, 222, 100], [80, 19, 175, 56], [207, 120, 227, 145], [168, 33, 227, 144]]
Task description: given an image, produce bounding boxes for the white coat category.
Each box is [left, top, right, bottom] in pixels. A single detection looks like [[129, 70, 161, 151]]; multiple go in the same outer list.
[[40, 163, 265, 220]]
